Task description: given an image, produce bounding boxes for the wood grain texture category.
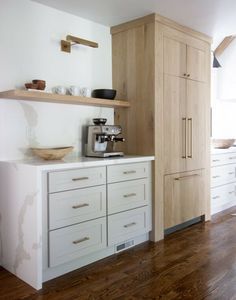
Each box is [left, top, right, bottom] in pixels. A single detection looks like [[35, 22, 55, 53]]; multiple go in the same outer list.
[[0, 90, 130, 108], [214, 35, 236, 56], [1, 207, 236, 299]]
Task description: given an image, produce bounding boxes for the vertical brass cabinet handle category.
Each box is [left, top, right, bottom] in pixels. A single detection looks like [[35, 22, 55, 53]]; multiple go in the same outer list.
[[124, 222, 136, 228], [123, 170, 136, 175], [123, 193, 136, 198], [72, 177, 89, 181], [187, 118, 193, 158], [72, 237, 90, 244], [72, 203, 89, 209], [182, 118, 187, 159], [174, 173, 200, 180]]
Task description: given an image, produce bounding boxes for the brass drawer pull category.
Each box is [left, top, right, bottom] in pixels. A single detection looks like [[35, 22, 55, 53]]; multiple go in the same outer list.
[[73, 237, 90, 244], [187, 118, 193, 158], [123, 193, 136, 198], [174, 174, 200, 180], [228, 172, 234, 175], [124, 222, 136, 228], [212, 159, 220, 162], [229, 191, 235, 194], [72, 177, 89, 181], [123, 170, 136, 175], [212, 175, 220, 179], [229, 157, 236, 160], [182, 118, 187, 158], [72, 203, 89, 209], [212, 196, 220, 199]]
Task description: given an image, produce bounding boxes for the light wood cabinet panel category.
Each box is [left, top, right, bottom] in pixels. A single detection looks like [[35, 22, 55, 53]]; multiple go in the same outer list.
[[163, 75, 186, 174], [164, 169, 205, 229], [186, 80, 207, 171], [164, 37, 186, 78], [187, 46, 206, 82]]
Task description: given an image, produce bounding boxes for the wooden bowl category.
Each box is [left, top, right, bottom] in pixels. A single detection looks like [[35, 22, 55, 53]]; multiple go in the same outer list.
[[212, 139, 235, 149], [31, 146, 74, 160]]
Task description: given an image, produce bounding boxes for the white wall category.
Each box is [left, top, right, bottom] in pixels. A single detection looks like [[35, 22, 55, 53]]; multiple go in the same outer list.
[[0, 0, 113, 160], [212, 39, 236, 138]]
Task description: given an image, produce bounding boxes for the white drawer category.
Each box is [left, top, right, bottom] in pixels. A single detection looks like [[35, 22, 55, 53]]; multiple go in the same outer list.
[[49, 185, 106, 230], [48, 167, 106, 193], [211, 164, 236, 187], [108, 179, 149, 214], [211, 153, 236, 167], [107, 162, 149, 183], [108, 207, 151, 246], [211, 183, 236, 214], [49, 217, 106, 267]]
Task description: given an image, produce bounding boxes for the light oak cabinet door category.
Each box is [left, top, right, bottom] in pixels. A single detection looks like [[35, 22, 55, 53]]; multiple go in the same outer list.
[[164, 37, 186, 78], [164, 36, 207, 83], [163, 75, 187, 174], [187, 46, 206, 82], [186, 80, 207, 171], [164, 169, 205, 229]]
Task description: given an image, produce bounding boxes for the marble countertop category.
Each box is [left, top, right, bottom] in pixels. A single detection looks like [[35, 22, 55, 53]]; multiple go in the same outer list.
[[211, 147, 236, 155], [2, 155, 155, 171]]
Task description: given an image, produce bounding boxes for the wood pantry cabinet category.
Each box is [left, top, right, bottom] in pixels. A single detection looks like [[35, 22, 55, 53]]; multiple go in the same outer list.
[[111, 13, 211, 240]]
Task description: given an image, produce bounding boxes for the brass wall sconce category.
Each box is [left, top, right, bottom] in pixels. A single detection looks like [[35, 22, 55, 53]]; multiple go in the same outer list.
[[61, 35, 98, 53]]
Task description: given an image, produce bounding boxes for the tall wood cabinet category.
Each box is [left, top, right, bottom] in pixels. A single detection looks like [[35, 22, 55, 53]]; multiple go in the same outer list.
[[111, 14, 211, 241]]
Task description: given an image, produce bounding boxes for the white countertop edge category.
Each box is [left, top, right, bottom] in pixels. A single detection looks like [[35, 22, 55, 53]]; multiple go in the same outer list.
[[211, 147, 236, 155], [1, 155, 155, 171]]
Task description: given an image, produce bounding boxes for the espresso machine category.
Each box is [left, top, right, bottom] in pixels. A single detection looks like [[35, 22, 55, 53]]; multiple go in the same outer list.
[[85, 118, 125, 157]]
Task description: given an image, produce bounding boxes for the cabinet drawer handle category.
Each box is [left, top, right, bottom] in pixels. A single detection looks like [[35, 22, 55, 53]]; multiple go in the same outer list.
[[229, 157, 236, 160], [123, 171, 136, 175], [187, 118, 193, 158], [124, 222, 136, 228], [187, 74, 190, 77], [212, 175, 220, 179], [228, 172, 234, 175], [229, 191, 235, 194], [212, 196, 220, 199], [72, 237, 90, 244], [72, 177, 89, 181], [174, 174, 200, 180], [212, 159, 220, 162], [123, 193, 136, 198], [72, 203, 89, 209], [182, 118, 187, 159]]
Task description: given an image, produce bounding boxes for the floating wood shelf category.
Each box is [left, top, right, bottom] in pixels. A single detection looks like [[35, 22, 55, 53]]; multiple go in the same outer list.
[[0, 90, 130, 108]]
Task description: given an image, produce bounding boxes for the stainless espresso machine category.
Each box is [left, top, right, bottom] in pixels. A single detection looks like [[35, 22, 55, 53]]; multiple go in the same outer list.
[[85, 118, 125, 157]]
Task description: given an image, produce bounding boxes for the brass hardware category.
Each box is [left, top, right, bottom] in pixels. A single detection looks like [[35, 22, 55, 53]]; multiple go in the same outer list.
[[123, 193, 136, 198], [187, 74, 190, 77], [61, 35, 98, 53], [212, 196, 220, 199], [72, 237, 90, 244], [212, 159, 220, 162], [187, 118, 193, 158], [183, 73, 187, 76], [72, 177, 89, 181], [182, 117, 187, 158], [228, 172, 234, 175], [123, 170, 136, 175], [229, 191, 235, 194], [174, 174, 200, 180], [212, 175, 220, 178], [72, 203, 89, 209], [229, 156, 236, 160], [124, 222, 136, 228]]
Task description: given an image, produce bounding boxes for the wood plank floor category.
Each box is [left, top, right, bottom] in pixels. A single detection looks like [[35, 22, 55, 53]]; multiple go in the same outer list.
[[1, 207, 236, 300]]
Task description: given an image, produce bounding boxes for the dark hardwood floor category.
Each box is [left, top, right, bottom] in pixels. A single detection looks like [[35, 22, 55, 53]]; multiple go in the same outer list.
[[1, 207, 236, 300]]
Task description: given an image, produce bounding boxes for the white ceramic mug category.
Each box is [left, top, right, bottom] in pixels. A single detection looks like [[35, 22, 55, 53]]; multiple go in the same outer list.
[[54, 86, 67, 95], [68, 86, 80, 96], [81, 87, 91, 97]]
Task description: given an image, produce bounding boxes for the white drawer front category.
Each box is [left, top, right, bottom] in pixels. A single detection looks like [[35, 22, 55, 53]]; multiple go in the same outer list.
[[108, 207, 151, 246], [49, 167, 106, 193], [226, 153, 236, 165], [211, 183, 236, 214], [108, 179, 149, 214], [107, 162, 149, 183], [211, 155, 226, 167], [49, 218, 106, 267], [49, 185, 106, 230], [211, 164, 236, 187]]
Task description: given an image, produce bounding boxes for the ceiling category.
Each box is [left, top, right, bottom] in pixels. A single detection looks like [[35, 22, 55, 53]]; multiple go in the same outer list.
[[33, 0, 236, 44]]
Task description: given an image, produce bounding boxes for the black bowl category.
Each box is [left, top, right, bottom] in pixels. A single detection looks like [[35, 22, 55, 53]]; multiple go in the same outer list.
[[92, 89, 117, 100]]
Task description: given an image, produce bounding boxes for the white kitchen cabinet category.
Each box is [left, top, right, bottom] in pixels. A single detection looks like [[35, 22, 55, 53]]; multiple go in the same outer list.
[[211, 149, 236, 214], [0, 156, 154, 290]]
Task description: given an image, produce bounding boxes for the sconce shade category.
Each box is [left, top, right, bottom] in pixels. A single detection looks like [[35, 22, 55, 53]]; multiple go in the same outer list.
[[213, 54, 222, 68]]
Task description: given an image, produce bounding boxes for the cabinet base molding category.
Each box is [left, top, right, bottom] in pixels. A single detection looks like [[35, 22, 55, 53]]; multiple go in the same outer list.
[[43, 233, 149, 282], [164, 215, 204, 235]]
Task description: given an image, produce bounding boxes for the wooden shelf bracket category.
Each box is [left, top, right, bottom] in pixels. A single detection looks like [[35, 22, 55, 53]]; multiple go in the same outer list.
[[61, 35, 99, 53]]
